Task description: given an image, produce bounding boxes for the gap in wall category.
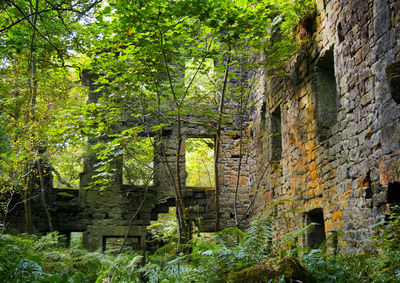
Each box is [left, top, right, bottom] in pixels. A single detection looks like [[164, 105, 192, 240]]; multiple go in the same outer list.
[[305, 208, 326, 249], [315, 47, 337, 141], [185, 137, 215, 188], [271, 105, 282, 162], [386, 61, 400, 104]]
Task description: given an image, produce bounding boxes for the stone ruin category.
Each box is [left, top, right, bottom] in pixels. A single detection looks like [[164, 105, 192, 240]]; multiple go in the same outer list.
[[4, 0, 400, 253], [248, 0, 400, 252]]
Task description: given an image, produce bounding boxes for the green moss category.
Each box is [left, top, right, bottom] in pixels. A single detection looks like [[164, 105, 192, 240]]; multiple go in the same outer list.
[[230, 257, 314, 283]]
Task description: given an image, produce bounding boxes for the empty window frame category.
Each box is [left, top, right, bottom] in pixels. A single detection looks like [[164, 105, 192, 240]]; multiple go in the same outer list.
[[271, 105, 282, 162], [185, 58, 215, 106], [305, 208, 326, 249], [185, 138, 215, 188], [123, 137, 154, 186], [386, 61, 400, 104], [51, 141, 85, 188], [314, 47, 337, 140], [387, 182, 400, 205]]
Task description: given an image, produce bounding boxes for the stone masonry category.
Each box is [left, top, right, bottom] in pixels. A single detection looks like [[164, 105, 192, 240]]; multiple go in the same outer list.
[[248, 0, 400, 252], [5, 0, 400, 253]]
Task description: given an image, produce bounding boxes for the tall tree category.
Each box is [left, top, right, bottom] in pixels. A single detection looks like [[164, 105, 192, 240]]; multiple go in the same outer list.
[[0, 0, 101, 233]]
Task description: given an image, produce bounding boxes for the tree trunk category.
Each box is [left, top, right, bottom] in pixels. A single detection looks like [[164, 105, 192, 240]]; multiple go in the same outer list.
[[24, 0, 39, 234]]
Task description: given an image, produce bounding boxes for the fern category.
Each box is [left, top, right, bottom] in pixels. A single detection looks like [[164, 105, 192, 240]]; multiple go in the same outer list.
[[238, 215, 273, 264]]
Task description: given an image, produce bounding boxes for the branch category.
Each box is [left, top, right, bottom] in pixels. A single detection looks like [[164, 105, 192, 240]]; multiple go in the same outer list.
[[6, 0, 61, 52], [179, 36, 215, 107]]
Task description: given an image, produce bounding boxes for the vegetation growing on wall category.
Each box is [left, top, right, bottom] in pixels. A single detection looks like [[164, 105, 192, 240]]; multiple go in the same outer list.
[[1, 208, 400, 282]]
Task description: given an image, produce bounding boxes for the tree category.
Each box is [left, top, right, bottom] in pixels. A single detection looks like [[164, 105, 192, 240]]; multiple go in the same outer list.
[[0, 0, 100, 233], [79, 0, 315, 244], [1, 0, 315, 244]]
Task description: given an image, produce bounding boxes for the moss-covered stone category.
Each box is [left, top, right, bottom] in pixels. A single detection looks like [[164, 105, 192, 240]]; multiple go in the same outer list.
[[229, 257, 314, 283]]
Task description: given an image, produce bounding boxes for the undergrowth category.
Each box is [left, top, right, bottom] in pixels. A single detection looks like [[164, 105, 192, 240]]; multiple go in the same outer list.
[[1, 209, 400, 282]]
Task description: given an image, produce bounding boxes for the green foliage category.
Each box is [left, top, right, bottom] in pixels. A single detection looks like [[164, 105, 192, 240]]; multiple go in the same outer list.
[[372, 206, 400, 250], [3, 211, 400, 282], [147, 207, 178, 246], [304, 249, 400, 282], [123, 137, 154, 186], [186, 138, 215, 187], [0, 232, 143, 283]]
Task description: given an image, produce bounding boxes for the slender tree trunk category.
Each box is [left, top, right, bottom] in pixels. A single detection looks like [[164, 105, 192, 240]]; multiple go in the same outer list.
[[214, 45, 231, 232], [159, 28, 193, 244], [24, 0, 40, 234]]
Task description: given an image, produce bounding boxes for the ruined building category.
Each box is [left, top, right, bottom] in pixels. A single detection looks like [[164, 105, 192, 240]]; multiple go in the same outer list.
[[248, 0, 400, 252], [5, 0, 400, 253]]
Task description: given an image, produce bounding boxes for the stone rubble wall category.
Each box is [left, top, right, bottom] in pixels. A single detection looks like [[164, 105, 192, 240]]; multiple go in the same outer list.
[[248, 0, 400, 252], [6, 0, 399, 253]]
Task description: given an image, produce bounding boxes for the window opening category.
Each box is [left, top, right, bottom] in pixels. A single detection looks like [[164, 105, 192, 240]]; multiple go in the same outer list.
[[103, 236, 140, 252], [386, 61, 400, 104], [315, 47, 337, 140], [185, 138, 215, 188], [162, 129, 173, 137], [185, 58, 215, 106], [337, 23, 345, 43], [261, 101, 267, 130], [387, 182, 400, 205], [305, 208, 326, 249], [271, 106, 282, 162], [123, 137, 154, 186], [148, 207, 176, 252], [51, 140, 85, 189]]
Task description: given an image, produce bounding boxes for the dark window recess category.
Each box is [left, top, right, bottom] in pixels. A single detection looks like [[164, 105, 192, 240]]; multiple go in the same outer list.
[[162, 129, 173, 136], [59, 232, 71, 247], [305, 208, 326, 249], [315, 47, 337, 141], [271, 106, 282, 162], [386, 61, 400, 104], [261, 101, 267, 130], [387, 182, 400, 204], [337, 23, 345, 43]]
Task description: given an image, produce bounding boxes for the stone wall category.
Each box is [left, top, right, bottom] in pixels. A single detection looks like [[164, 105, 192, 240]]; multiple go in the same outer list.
[[5, 0, 399, 253], [248, 0, 400, 252]]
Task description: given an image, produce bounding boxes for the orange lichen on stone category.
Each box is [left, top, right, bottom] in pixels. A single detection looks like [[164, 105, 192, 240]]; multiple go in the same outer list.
[[306, 149, 314, 163], [359, 176, 371, 187], [310, 170, 318, 180], [332, 209, 342, 221], [341, 200, 349, 207], [325, 219, 333, 230], [343, 190, 352, 197], [232, 176, 247, 185]]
